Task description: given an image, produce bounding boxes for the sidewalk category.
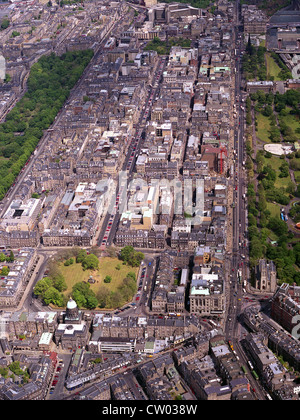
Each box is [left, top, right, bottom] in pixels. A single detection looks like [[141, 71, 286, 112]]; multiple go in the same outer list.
[[16, 252, 45, 312]]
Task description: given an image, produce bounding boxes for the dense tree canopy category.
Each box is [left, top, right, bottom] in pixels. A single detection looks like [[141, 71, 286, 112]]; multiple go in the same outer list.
[[33, 247, 140, 309], [72, 281, 98, 309], [120, 246, 144, 267], [76, 249, 99, 270], [0, 49, 93, 199], [246, 89, 300, 284]]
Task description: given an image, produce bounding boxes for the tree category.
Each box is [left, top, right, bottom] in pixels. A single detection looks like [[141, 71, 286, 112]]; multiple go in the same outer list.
[[126, 272, 136, 281], [130, 251, 144, 267], [72, 281, 98, 309], [72, 289, 87, 308], [262, 165, 276, 183], [76, 249, 87, 264], [104, 275, 112, 284], [120, 246, 135, 263], [34, 277, 53, 297], [52, 273, 67, 293], [11, 31, 20, 38], [81, 253, 99, 270], [257, 196, 267, 212], [105, 246, 118, 259], [72, 281, 91, 295], [246, 35, 254, 56], [96, 286, 110, 308], [0, 367, 8, 378], [1, 266, 9, 276], [250, 237, 264, 261], [263, 105, 273, 117], [122, 276, 137, 295], [64, 258, 74, 266], [279, 162, 289, 178], [110, 291, 124, 308], [43, 287, 64, 306], [9, 361, 29, 383], [267, 217, 288, 237], [86, 294, 98, 309], [0, 19, 10, 30], [119, 246, 144, 267]]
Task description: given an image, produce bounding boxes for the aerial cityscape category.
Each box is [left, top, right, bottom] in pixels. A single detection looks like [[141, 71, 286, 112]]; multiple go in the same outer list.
[[0, 0, 299, 404]]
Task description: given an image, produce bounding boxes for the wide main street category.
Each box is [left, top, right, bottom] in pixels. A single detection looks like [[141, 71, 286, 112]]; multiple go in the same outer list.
[[225, 0, 246, 342], [221, 0, 277, 400]]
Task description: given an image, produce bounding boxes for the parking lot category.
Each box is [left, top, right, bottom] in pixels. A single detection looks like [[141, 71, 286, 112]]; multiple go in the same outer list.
[[47, 354, 71, 400]]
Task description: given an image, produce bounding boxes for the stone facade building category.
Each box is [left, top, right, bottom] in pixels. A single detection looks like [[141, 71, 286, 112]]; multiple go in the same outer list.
[[255, 259, 277, 293]]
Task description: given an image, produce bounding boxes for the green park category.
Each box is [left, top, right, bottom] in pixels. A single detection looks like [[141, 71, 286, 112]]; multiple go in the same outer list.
[[244, 69, 300, 286], [0, 49, 94, 200], [33, 246, 143, 310]]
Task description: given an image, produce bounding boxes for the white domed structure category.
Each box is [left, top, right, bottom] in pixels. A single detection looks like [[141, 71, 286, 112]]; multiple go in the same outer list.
[[67, 298, 77, 310], [65, 297, 80, 322]]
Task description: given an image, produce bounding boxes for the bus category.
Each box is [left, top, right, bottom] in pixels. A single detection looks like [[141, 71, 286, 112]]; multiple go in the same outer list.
[[237, 270, 242, 283], [247, 360, 254, 370]]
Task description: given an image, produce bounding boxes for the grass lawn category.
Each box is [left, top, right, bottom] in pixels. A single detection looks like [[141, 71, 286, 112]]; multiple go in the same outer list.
[[266, 155, 292, 189], [281, 108, 300, 136], [261, 226, 278, 243], [256, 112, 272, 143], [59, 257, 139, 298], [294, 171, 300, 184], [266, 202, 280, 218], [265, 53, 282, 81], [59, 262, 92, 292], [259, 39, 266, 48]]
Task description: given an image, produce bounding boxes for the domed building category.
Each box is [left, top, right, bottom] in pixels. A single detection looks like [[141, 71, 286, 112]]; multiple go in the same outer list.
[[54, 298, 89, 351], [56, 297, 83, 325], [65, 297, 81, 323]]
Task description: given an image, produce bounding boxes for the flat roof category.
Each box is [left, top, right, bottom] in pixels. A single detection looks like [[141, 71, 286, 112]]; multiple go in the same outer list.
[[39, 332, 53, 346], [264, 143, 294, 156]]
